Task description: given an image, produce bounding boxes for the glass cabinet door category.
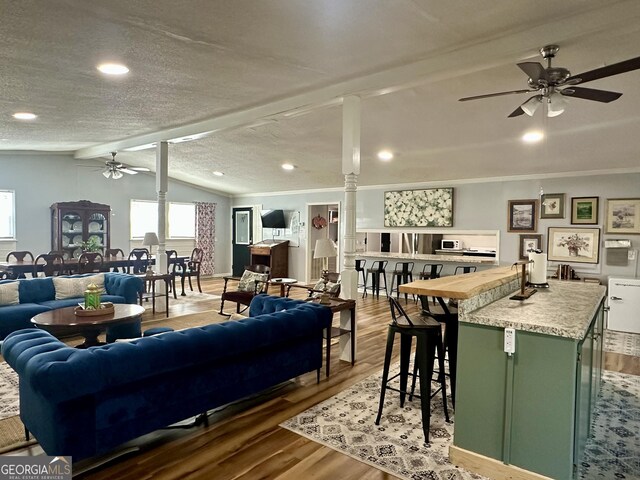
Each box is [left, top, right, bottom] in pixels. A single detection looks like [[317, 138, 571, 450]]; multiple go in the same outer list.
[[62, 210, 83, 259], [88, 212, 107, 253]]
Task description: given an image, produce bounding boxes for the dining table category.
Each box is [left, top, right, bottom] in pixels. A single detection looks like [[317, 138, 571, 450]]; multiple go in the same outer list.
[[0, 255, 190, 295]]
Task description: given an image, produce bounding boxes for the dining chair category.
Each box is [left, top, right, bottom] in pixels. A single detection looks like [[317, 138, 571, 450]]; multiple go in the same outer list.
[[181, 247, 204, 294], [165, 249, 184, 299], [104, 248, 126, 272], [33, 253, 65, 277], [78, 252, 104, 274], [127, 248, 150, 274], [5, 251, 34, 278]]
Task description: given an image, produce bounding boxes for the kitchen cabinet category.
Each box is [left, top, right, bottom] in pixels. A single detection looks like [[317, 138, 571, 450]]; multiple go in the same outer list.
[[51, 200, 111, 259]]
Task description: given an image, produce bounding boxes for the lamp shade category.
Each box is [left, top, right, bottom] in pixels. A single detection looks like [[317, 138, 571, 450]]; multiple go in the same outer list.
[[314, 238, 337, 259], [142, 232, 159, 247], [522, 95, 542, 116]]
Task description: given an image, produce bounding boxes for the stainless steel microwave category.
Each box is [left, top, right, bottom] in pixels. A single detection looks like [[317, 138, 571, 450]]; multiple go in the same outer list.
[[441, 239, 461, 250]]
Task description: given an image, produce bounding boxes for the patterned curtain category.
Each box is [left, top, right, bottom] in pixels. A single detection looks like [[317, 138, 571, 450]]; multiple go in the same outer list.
[[195, 202, 216, 276]]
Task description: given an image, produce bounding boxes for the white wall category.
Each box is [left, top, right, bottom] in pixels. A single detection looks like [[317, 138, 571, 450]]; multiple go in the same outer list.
[[233, 172, 640, 282], [0, 152, 232, 273]]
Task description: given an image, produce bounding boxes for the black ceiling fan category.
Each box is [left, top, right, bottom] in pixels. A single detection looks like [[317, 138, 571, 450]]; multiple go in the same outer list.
[[459, 45, 640, 118]]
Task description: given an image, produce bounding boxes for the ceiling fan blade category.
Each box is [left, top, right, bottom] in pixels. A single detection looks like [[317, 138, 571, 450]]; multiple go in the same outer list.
[[119, 168, 139, 175], [517, 62, 548, 83], [561, 86, 622, 103], [459, 89, 533, 102], [566, 56, 640, 84], [129, 167, 150, 172], [507, 106, 525, 118]]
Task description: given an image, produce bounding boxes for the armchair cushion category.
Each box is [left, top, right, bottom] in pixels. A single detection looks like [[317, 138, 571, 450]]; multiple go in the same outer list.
[[238, 270, 269, 293]]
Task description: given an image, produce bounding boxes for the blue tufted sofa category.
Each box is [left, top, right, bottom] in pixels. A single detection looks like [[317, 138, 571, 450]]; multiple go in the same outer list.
[[1, 294, 332, 462], [0, 273, 144, 340]]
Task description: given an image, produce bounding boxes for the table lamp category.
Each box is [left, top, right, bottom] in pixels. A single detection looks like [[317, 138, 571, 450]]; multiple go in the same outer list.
[[142, 232, 159, 274], [313, 238, 338, 304]]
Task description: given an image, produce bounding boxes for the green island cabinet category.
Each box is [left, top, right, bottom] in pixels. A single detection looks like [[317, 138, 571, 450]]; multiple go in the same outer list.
[[452, 280, 606, 480]]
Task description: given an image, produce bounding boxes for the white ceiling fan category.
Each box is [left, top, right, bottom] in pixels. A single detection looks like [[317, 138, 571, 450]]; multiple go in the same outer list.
[[102, 152, 150, 179]]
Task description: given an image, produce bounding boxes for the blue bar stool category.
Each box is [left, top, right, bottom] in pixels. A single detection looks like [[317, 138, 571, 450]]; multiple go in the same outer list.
[[363, 260, 388, 299]]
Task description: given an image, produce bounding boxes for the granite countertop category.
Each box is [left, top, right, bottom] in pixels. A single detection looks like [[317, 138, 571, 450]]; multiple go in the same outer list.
[[460, 280, 606, 340], [357, 251, 496, 264]]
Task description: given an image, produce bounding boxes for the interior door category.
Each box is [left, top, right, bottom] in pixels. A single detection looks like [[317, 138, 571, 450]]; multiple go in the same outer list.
[[232, 207, 253, 276]]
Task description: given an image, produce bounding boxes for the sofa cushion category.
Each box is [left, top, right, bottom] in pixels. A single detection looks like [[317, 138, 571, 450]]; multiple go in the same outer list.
[[18, 278, 55, 304], [237, 270, 268, 292], [0, 281, 20, 306], [53, 273, 106, 300]]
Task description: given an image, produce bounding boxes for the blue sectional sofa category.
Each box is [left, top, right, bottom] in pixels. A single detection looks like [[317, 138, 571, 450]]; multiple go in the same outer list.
[[1, 294, 332, 462], [0, 273, 144, 340]]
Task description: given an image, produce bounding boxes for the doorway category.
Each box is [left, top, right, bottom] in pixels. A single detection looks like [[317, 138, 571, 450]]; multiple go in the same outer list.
[[307, 202, 340, 283], [232, 207, 253, 276]]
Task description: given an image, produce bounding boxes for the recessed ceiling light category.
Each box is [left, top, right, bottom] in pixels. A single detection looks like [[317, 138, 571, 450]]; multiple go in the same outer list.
[[212, 171, 224, 177], [97, 63, 129, 75], [13, 112, 37, 120], [522, 131, 544, 143], [281, 163, 295, 171], [377, 150, 394, 161]]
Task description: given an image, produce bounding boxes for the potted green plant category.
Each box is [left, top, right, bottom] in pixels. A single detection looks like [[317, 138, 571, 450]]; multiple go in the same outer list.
[[81, 237, 102, 253]]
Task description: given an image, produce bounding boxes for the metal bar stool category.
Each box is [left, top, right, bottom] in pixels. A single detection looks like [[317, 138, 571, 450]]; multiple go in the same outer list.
[[375, 297, 450, 443], [389, 261, 414, 303], [363, 260, 388, 299], [454, 265, 477, 275], [356, 259, 367, 297], [417, 263, 443, 306]]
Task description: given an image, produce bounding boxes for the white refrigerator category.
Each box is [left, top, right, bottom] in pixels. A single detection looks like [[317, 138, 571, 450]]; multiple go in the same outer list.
[[608, 277, 640, 334]]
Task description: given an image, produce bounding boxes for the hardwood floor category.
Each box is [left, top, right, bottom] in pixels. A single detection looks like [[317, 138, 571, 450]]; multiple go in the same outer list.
[[11, 278, 640, 479]]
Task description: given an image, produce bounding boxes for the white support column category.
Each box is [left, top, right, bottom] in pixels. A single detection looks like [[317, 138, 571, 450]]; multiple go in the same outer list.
[[340, 95, 361, 363], [156, 141, 169, 312]]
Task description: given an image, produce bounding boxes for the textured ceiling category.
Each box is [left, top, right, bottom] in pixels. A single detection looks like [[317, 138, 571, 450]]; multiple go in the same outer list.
[[2, 0, 640, 195]]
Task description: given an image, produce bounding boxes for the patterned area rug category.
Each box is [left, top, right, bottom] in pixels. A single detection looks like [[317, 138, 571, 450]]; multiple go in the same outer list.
[[580, 371, 640, 479], [605, 330, 640, 357], [281, 367, 640, 480], [0, 361, 19, 421]]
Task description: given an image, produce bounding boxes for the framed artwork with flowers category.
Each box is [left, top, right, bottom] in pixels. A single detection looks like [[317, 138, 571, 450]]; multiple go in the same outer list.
[[547, 227, 601, 264], [384, 188, 453, 227]]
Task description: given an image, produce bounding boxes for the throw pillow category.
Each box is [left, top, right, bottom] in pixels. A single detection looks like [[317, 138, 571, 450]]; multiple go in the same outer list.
[[228, 312, 248, 320], [0, 282, 20, 306], [53, 273, 106, 300], [312, 279, 340, 295], [237, 270, 269, 293]]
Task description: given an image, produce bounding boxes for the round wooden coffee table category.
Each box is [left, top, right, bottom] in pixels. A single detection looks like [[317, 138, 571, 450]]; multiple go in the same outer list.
[[31, 304, 145, 348]]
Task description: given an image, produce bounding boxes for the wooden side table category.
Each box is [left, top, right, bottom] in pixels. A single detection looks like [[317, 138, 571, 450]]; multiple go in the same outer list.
[[307, 297, 356, 377], [138, 273, 172, 317], [268, 277, 297, 297]]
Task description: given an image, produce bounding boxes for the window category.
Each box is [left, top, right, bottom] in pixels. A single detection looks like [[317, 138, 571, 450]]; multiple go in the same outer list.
[[130, 200, 195, 239], [130, 200, 158, 239], [0, 190, 15, 239], [168, 203, 195, 238]]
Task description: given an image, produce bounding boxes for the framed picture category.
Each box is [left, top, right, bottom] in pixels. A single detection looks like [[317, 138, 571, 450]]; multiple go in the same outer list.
[[605, 198, 640, 234], [519, 234, 543, 260], [384, 188, 453, 227], [508, 199, 538, 232], [547, 227, 601, 264], [571, 197, 599, 225], [540, 193, 565, 219]]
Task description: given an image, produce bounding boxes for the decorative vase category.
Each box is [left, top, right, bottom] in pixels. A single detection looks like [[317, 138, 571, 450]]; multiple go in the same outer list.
[[568, 246, 579, 257]]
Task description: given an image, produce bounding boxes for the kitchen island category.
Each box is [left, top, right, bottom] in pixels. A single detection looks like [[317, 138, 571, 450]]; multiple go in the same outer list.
[[452, 280, 606, 480]]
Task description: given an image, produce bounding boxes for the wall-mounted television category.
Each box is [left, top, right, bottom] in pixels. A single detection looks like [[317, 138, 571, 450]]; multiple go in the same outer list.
[[261, 209, 287, 229]]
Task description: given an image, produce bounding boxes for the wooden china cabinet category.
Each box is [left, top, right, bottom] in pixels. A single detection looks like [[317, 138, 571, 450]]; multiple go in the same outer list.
[[51, 201, 111, 259]]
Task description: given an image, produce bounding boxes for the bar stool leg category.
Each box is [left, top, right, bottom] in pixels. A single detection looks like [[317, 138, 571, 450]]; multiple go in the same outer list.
[[416, 334, 436, 443], [375, 328, 396, 426], [382, 271, 388, 296], [399, 334, 412, 407], [436, 332, 450, 423], [362, 271, 369, 298], [372, 272, 379, 299]]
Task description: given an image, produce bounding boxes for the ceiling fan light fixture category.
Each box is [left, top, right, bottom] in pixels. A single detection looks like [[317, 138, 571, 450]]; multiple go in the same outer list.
[[521, 96, 542, 116], [547, 92, 567, 117], [102, 170, 111, 179], [112, 169, 124, 180]]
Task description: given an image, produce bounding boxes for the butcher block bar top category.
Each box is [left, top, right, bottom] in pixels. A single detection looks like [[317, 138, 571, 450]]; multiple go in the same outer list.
[[399, 265, 518, 300]]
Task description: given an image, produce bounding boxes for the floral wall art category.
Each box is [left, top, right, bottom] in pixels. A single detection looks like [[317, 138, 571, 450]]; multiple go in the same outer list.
[[547, 227, 600, 264], [384, 188, 453, 227]]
